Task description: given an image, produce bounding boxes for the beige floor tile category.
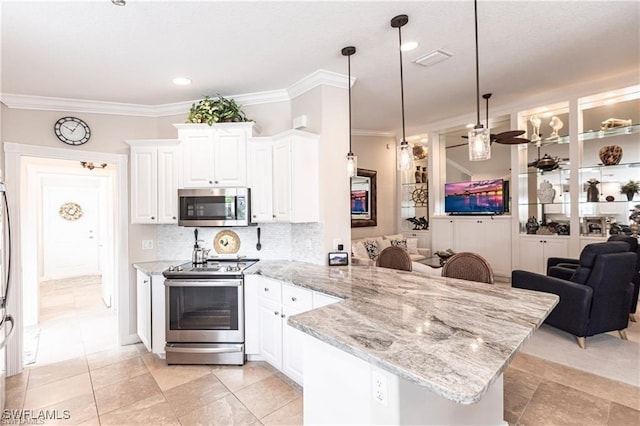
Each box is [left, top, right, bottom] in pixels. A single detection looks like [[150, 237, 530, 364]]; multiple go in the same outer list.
[[24, 372, 93, 410], [6, 370, 30, 393], [39, 393, 98, 425], [163, 372, 230, 419], [93, 372, 162, 415], [178, 394, 258, 426], [503, 367, 540, 424], [211, 361, 276, 392], [234, 375, 301, 420], [608, 401, 640, 425], [89, 356, 149, 389], [142, 353, 212, 391], [86, 345, 140, 370], [27, 356, 88, 390], [519, 380, 610, 425], [99, 393, 179, 425], [260, 396, 303, 426]]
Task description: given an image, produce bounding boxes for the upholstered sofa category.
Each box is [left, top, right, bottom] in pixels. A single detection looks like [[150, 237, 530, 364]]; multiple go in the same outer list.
[[351, 234, 431, 266]]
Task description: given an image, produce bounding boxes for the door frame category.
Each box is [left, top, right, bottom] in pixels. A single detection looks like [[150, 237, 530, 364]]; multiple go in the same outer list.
[[3, 142, 132, 376]]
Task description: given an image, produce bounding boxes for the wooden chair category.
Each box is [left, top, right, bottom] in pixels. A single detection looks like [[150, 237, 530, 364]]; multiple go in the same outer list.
[[441, 252, 494, 284], [376, 246, 412, 272]]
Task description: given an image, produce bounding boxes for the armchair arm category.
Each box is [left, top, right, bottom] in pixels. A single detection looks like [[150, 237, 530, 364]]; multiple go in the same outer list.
[[548, 266, 575, 281], [417, 248, 432, 258], [547, 257, 578, 272], [512, 270, 593, 337]]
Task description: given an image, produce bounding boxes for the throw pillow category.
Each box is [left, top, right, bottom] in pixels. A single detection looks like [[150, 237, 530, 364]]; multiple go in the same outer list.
[[362, 240, 380, 260], [384, 233, 404, 241], [406, 237, 419, 254], [352, 241, 369, 260], [378, 239, 392, 250], [390, 239, 408, 250]]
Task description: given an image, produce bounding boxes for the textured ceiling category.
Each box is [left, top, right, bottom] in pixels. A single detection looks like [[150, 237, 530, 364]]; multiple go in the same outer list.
[[2, 1, 639, 134]]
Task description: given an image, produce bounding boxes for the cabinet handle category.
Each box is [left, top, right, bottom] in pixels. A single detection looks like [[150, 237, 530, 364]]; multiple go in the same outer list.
[[209, 180, 213, 184], [291, 296, 297, 302], [272, 215, 276, 218], [143, 280, 149, 284], [151, 216, 155, 220], [274, 311, 279, 316], [264, 287, 269, 292], [172, 216, 176, 220], [281, 313, 285, 318], [214, 180, 219, 184], [253, 215, 257, 218]]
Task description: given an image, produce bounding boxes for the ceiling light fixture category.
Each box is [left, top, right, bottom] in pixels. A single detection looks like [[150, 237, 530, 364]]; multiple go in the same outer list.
[[80, 162, 107, 170], [342, 46, 357, 178], [401, 41, 419, 52], [172, 77, 192, 86], [468, 0, 491, 161], [391, 14, 412, 171], [111, 0, 126, 6], [414, 49, 452, 67]]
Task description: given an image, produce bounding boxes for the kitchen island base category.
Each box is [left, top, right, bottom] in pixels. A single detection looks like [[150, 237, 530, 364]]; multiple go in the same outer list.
[[303, 334, 506, 425]]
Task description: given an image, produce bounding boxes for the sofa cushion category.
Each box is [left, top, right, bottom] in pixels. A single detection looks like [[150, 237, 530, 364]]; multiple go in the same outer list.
[[352, 241, 369, 260], [390, 239, 408, 250], [378, 239, 392, 250], [362, 240, 380, 260], [406, 237, 419, 254], [384, 233, 404, 241]]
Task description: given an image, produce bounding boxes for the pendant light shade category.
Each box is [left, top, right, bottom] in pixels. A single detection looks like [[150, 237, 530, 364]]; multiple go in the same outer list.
[[468, 0, 491, 161], [343, 46, 357, 178], [391, 14, 412, 171]]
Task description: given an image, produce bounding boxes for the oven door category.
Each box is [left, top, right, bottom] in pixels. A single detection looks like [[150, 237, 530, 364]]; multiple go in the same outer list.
[[165, 279, 244, 343]]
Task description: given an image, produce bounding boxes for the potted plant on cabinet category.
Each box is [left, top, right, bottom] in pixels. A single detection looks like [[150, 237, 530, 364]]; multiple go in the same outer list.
[[620, 180, 640, 201], [186, 95, 251, 125]]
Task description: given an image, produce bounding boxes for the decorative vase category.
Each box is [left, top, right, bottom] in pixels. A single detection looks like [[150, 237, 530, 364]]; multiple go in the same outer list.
[[598, 145, 623, 166], [537, 180, 556, 204], [421, 167, 427, 184], [525, 217, 539, 234], [415, 166, 422, 184], [626, 192, 635, 201]]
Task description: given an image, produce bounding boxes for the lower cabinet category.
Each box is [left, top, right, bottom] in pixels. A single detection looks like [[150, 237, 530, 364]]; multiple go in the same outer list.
[[245, 274, 341, 385], [517, 236, 569, 275], [135, 269, 167, 355]]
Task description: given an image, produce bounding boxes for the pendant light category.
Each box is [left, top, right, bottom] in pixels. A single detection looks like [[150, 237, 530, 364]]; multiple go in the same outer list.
[[468, 0, 491, 161], [391, 14, 412, 171], [342, 46, 357, 178]]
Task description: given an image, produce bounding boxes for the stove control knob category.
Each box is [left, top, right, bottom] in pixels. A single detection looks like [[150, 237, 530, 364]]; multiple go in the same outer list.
[[168, 266, 175, 271], [176, 266, 183, 272]]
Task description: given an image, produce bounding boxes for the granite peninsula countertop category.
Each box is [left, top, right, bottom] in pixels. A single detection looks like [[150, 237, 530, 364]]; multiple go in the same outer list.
[[133, 260, 186, 275], [246, 260, 558, 405]]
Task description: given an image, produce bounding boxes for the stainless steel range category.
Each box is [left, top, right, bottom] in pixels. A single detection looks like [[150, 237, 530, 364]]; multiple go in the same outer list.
[[163, 258, 258, 365]]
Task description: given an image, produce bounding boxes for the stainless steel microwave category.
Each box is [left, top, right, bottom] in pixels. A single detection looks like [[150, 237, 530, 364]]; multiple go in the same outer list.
[[178, 187, 251, 227]]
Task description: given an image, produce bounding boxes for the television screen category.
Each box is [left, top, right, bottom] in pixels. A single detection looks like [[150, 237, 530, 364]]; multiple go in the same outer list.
[[351, 190, 369, 215], [444, 179, 504, 214]]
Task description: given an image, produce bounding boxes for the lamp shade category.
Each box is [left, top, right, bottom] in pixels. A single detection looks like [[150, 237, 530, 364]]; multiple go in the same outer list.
[[398, 141, 412, 170], [468, 127, 491, 161], [347, 152, 357, 178]]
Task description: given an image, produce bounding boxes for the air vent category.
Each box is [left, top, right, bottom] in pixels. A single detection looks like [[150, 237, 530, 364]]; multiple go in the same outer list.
[[414, 49, 453, 67]]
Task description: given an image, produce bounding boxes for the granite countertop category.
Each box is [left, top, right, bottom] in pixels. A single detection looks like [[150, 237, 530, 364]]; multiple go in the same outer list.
[[246, 260, 558, 405], [133, 260, 186, 275]]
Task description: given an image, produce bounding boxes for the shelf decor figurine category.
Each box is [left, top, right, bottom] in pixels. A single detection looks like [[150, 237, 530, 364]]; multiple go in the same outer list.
[[548, 116, 563, 139], [598, 145, 623, 166], [525, 216, 540, 234], [537, 180, 556, 204], [421, 167, 427, 184], [415, 166, 422, 183], [585, 178, 600, 202], [529, 115, 541, 143], [600, 118, 632, 130], [621, 180, 640, 201]]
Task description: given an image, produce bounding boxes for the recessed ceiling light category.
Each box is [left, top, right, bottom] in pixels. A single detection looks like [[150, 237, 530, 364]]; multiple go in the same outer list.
[[401, 41, 419, 51], [172, 77, 192, 86], [414, 49, 452, 67]]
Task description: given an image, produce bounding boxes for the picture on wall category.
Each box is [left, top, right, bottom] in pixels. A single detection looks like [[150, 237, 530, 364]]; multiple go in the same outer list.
[[351, 190, 369, 216]]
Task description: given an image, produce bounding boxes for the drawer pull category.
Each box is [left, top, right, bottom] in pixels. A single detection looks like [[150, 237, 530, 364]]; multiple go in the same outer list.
[[274, 311, 279, 316], [281, 313, 285, 318], [264, 288, 269, 292], [291, 297, 297, 302]]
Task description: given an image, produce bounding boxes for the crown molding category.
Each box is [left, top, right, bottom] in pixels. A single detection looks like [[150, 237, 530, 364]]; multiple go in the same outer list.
[[1, 70, 348, 117], [352, 129, 395, 138]]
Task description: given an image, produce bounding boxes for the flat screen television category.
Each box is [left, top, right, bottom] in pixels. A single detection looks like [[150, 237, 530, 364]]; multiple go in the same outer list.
[[444, 179, 505, 215]]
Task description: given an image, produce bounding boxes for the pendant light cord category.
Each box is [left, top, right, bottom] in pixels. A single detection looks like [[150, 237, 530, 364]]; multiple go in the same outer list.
[[398, 26, 406, 143], [474, 0, 481, 128], [348, 53, 353, 154]]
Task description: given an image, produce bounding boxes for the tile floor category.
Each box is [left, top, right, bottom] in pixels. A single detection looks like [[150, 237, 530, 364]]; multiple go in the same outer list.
[[6, 276, 639, 425]]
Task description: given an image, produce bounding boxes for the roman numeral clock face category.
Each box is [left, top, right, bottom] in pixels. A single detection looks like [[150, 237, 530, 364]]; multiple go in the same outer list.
[[54, 116, 91, 145]]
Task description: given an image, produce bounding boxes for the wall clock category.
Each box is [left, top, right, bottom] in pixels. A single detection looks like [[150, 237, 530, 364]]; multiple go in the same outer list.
[[54, 116, 91, 145]]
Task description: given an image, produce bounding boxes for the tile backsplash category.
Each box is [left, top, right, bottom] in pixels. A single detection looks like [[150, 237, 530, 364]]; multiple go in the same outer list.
[[157, 222, 324, 264]]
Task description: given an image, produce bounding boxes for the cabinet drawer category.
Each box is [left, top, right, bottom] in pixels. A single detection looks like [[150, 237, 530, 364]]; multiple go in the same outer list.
[[282, 284, 312, 312], [258, 277, 282, 303]]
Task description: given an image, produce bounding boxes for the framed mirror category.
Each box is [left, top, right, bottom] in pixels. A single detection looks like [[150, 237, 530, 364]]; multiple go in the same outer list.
[[351, 168, 377, 228]]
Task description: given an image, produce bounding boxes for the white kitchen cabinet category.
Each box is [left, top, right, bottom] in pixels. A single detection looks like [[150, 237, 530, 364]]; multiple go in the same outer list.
[[272, 130, 320, 223], [517, 236, 569, 275], [128, 140, 180, 224], [247, 137, 274, 223], [402, 230, 431, 251], [175, 123, 253, 188], [150, 274, 167, 355], [431, 216, 512, 277], [258, 297, 283, 369], [136, 270, 152, 351]]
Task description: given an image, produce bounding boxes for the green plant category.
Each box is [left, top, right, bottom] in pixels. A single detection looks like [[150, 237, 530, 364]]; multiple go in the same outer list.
[[620, 180, 640, 196], [186, 95, 251, 125]]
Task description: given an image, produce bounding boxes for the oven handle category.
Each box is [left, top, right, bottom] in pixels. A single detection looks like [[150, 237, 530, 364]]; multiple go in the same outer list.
[[166, 345, 243, 354], [165, 279, 243, 288]]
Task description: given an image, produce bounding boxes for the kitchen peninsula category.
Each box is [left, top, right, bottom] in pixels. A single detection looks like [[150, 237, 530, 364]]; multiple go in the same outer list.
[[248, 260, 558, 425]]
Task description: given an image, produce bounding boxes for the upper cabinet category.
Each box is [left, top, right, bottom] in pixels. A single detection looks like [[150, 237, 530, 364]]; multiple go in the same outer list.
[[174, 123, 254, 188], [127, 139, 181, 224], [247, 137, 275, 223]]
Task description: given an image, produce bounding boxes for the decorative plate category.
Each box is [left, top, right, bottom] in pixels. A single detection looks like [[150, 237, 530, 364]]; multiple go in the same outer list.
[[59, 202, 83, 221], [214, 230, 241, 254]]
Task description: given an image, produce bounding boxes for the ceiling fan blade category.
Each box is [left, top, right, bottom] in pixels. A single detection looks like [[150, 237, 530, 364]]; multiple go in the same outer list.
[[496, 137, 530, 145], [493, 130, 526, 140], [446, 142, 468, 149]]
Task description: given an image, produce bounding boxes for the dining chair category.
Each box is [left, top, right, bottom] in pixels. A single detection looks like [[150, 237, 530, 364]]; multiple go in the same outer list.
[[376, 246, 412, 272], [441, 252, 494, 284]]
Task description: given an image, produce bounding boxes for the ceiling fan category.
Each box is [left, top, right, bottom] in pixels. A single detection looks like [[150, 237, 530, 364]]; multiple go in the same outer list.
[[447, 93, 530, 149]]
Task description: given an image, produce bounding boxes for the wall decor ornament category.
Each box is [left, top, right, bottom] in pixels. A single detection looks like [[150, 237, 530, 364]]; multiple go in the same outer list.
[[585, 178, 600, 202], [529, 115, 542, 142], [548, 116, 563, 139], [59, 202, 83, 221], [415, 166, 422, 183], [537, 180, 556, 204], [598, 145, 623, 166], [600, 118, 632, 130], [525, 216, 539, 234]]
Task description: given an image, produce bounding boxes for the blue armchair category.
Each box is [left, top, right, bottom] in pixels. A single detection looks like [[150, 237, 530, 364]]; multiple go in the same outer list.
[[512, 242, 636, 348]]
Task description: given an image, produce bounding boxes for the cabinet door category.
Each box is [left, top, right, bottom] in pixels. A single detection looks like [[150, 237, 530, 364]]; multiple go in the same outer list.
[[181, 130, 215, 187], [157, 145, 180, 224], [272, 140, 292, 222], [130, 147, 158, 224], [213, 128, 247, 186], [518, 238, 545, 274], [258, 298, 283, 369], [478, 219, 512, 277], [282, 305, 306, 386], [542, 239, 569, 271], [247, 139, 274, 223], [150, 275, 166, 355], [431, 218, 455, 252], [136, 271, 151, 351]]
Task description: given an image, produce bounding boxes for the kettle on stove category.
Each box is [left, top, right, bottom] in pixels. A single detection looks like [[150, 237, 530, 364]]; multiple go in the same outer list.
[[191, 229, 210, 264]]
